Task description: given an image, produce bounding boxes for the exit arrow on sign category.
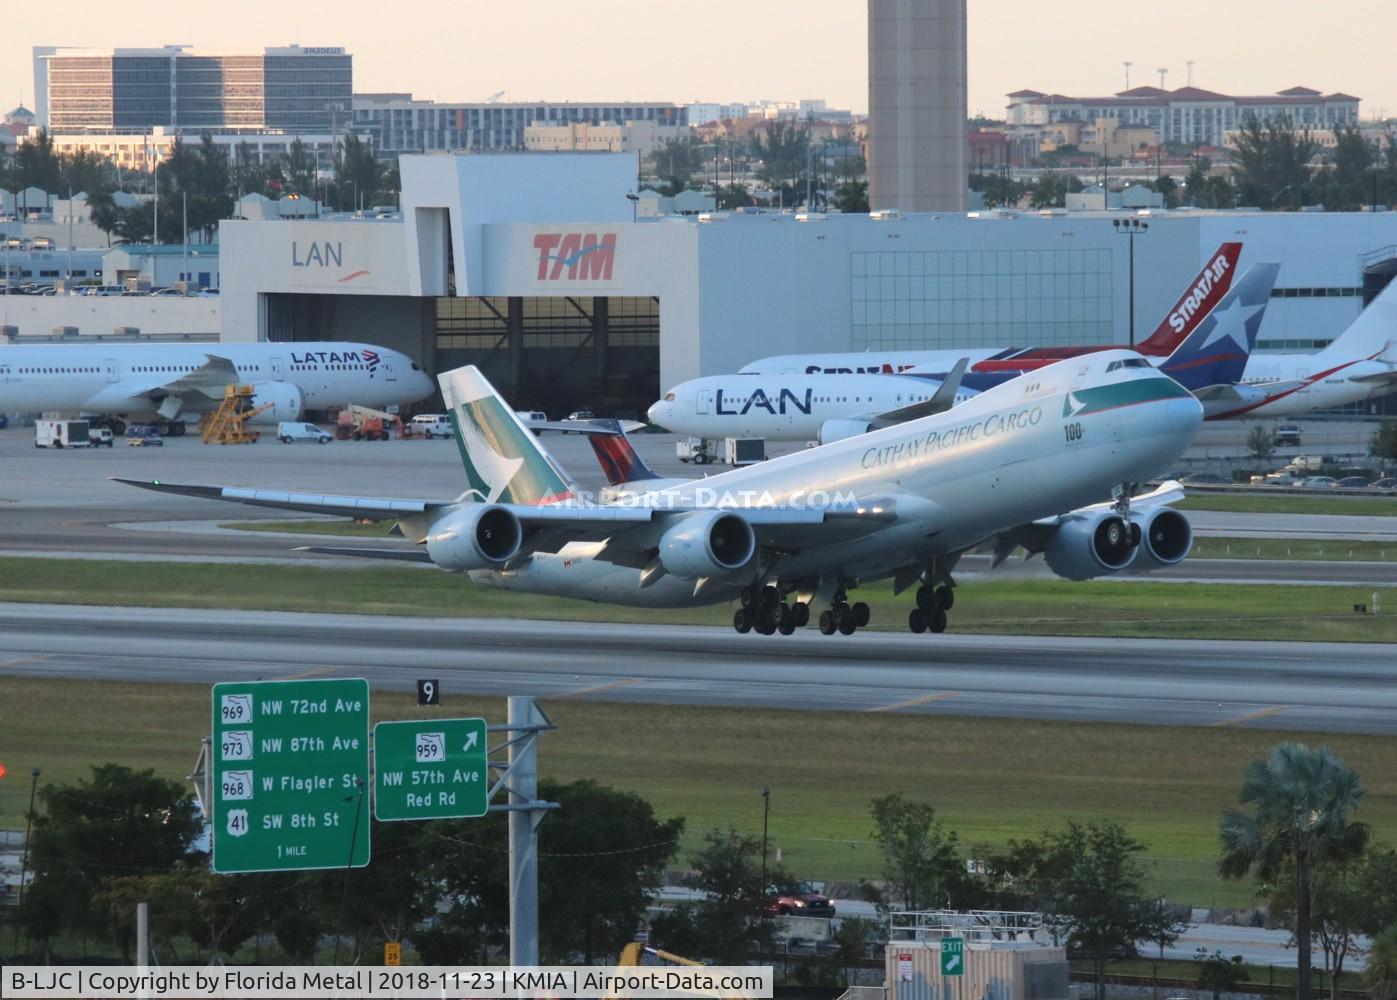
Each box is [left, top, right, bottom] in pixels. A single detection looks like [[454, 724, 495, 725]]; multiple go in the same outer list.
[[464, 731, 478, 752]]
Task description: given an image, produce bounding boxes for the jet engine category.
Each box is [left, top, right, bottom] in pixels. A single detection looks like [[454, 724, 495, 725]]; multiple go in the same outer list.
[[1128, 506, 1193, 571], [425, 505, 524, 571], [657, 510, 756, 580], [1044, 510, 1138, 581], [246, 383, 305, 424], [818, 418, 876, 445]]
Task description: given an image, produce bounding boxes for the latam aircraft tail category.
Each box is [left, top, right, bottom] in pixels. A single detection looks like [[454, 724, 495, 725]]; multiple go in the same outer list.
[[1137, 242, 1243, 356], [438, 366, 579, 505]]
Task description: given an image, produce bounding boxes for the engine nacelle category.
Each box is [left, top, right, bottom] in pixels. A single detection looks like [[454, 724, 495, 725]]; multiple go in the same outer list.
[[425, 505, 524, 571], [1044, 511, 1138, 581], [247, 382, 305, 425], [1129, 506, 1192, 572], [819, 418, 877, 445], [658, 510, 756, 580]]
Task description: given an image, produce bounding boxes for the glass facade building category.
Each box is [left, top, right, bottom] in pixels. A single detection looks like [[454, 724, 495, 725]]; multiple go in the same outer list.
[[37, 46, 352, 133]]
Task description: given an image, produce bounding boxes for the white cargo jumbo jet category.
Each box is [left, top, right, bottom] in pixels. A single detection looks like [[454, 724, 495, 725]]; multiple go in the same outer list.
[[0, 342, 434, 435], [120, 354, 1203, 636]]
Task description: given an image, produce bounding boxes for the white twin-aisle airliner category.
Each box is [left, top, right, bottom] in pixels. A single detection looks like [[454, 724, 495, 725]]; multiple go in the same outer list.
[[0, 342, 434, 434]]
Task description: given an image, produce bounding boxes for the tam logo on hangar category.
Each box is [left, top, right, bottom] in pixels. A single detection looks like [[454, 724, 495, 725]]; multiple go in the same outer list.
[[532, 233, 617, 281]]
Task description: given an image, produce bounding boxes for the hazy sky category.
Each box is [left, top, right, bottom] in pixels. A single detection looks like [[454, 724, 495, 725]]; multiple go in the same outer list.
[[7, 1, 1397, 121]]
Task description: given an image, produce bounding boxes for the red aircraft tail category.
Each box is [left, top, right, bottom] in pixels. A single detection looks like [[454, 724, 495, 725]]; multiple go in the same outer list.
[[1137, 242, 1243, 356]]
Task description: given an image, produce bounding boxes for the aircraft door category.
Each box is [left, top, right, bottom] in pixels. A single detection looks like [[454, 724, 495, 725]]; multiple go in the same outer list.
[[104, 358, 119, 383], [381, 359, 398, 382], [696, 390, 712, 414], [270, 356, 284, 378]]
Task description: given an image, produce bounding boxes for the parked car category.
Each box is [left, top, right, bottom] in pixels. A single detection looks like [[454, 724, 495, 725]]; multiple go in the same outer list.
[[566, 409, 595, 421], [1302, 476, 1337, 488], [196, 287, 220, 297], [1335, 476, 1370, 489], [149, 287, 185, 297], [276, 421, 333, 444], [1370, 478, 1396, 490], [0, 414, 8, 429], [766, 881, 835, 918], [410, 414, 454, 439], [125, 424, 164, 447]]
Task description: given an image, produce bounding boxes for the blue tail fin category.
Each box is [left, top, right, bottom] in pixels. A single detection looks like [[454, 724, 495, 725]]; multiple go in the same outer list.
[[1159, 263, 1279, 391]]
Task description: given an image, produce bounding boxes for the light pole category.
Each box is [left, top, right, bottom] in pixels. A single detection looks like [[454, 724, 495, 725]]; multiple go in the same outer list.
[[760, 786, 770, 895], [17, 768, 40, 909], [1113, 218, 1149, 347]]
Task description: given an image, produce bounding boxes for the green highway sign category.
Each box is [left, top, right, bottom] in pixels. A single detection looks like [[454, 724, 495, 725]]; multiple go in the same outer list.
[[210, 678, 371, 874], [373, 717, 489, 821], [941, 936, 964, 976]]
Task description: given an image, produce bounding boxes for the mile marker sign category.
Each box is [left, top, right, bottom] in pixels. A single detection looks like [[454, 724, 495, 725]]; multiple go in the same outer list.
[[373, 718, 489, 821], [941, 936, 964, 976], [210, 678, 371, 874]]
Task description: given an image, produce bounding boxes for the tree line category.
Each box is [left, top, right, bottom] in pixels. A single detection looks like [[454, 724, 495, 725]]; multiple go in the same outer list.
[[0, 130, 398, 245]]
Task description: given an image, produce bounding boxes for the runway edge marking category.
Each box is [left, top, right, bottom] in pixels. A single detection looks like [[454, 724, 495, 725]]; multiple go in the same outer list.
[[866, 691, 959, 713], [561, 677, 644, 699], [279, 665, 341, 681]]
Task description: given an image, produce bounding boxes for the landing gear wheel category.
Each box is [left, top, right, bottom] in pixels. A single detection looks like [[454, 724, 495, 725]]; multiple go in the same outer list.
[[936, 586, 955, 611], [791, 602, 810, 628], [852, 602, 870, 628], [818, 610, 837, 635], [916, 585, 936, 613], [733, 609, 752, 634], [778, 616, 797, 636], [929, 608, 948, 633], [772, 602, 791, 628], [740, 585, 760, 610], [908, 608, 928, 634], [1129, 522, 1143, 547], [835, 606, 857, 635], [762, 585, 781, 609], [111, 420, 126, 435], [755, 611, 777, 636]]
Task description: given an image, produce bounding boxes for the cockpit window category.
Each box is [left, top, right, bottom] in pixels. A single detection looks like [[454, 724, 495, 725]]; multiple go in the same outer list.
[[1105, 358, 1151, 372], [664, 393, 675, 402], [411, 363, 421, 371]]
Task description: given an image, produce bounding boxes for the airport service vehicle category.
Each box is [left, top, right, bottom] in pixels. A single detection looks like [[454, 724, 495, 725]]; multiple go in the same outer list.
[[725, 438, 766, 466], [676, 437, 713, 465], [739, 243, 1242, 375], [336, 404, 403, 441], [1203, 277, 1397, 418], [0, 342, 432, 436], [1274, 424, 1302, 446], [277, 421, 333, 444], [411, 414, 454, 438], [649, 264, 1274, 443], [125, 425, 163, 447], [34, 419, 90, 448], [89, 427, 114, 447], [123, 355, 1203, 637], [514, 410, 548, 427]]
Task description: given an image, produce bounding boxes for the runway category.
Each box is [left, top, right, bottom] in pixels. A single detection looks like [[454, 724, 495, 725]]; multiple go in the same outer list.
[[2, 603, 1394, 735]]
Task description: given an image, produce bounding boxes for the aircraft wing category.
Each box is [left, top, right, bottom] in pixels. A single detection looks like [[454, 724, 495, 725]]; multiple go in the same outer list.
[[1347, 368, 1397, 385], [859, 358, 968, 427], [85, 354, 243, 410], [1189, 381, 1305, 418], [116, 478, 902, 568]]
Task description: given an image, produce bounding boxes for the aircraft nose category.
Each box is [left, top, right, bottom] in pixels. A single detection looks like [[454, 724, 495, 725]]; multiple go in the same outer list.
[[646, 400, 666, 425], [1168, 393, 1205, 433]]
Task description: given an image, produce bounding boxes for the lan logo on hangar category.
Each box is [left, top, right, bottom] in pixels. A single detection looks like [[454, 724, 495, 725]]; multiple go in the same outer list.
[[532, 232, 617, 281]]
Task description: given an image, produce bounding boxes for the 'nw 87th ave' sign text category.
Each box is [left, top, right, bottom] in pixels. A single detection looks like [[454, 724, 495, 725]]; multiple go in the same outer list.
[[211, 678, 370, 874]]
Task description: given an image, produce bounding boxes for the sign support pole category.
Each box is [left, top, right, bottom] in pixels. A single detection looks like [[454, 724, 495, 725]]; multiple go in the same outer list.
[[507, 695, 545, 966]]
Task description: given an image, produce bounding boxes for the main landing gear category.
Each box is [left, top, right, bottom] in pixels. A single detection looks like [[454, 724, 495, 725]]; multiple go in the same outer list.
[[731, 582, 866, 636], [907, 583, 953, 634]]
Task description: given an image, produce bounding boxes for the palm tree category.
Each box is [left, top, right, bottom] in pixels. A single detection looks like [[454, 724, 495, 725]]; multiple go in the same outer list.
[[1219, 743, 1369, 1000]]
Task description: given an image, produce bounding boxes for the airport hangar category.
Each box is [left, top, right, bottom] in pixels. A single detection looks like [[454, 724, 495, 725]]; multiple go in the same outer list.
[[216, 153, 1397, 416]]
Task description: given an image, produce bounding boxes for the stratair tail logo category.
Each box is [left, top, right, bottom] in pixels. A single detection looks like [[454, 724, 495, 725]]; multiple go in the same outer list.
[[1168, 252, 1235, 333], [532, 233, 618, 281]]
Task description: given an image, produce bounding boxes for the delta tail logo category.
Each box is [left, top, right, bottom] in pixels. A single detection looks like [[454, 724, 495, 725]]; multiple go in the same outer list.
[[533, 233, 618, 282]]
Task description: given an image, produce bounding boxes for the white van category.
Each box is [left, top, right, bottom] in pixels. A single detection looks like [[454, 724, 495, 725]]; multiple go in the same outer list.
[[276, 421, 333, 444], [410, 414, 453, 439]]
